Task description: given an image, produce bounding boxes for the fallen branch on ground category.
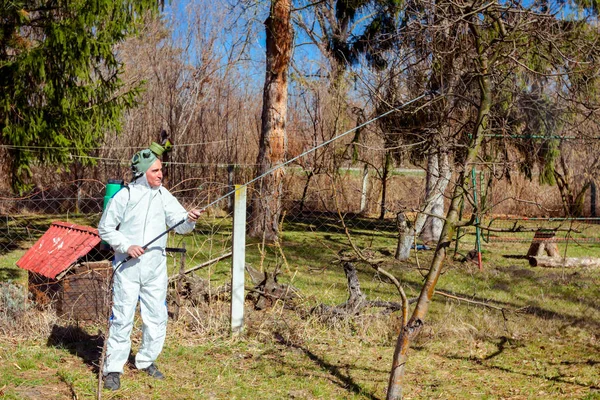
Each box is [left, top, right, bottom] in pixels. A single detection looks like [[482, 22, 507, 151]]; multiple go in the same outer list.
[[168, 252, 232, 283], [528, 256, 600, 268]]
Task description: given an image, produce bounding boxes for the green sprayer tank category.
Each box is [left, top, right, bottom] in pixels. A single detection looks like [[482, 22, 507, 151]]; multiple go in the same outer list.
[[103, 179, 125, 210], [100, 179, 124, 250]]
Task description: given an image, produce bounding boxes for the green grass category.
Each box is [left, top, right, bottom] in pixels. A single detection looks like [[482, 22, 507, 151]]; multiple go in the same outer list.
[[1, 214, 599, 399]]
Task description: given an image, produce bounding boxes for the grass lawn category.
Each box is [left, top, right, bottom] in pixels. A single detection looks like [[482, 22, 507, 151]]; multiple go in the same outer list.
[[0, 214, 599, 399]]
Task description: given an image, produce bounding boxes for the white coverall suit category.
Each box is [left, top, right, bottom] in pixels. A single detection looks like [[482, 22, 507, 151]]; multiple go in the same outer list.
[[98, 174, 195, 374]]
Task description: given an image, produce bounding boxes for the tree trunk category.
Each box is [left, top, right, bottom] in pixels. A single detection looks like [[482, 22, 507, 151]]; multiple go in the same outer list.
[[299, 170, 314, 213], [386, 20, 491, 398], [526, 231, 560, 258], [360, 163, 370, 214], [591, 181, 597, 217], [421, 150, 451, 243], [379, 151, 392, 219], [341, 261, 367, 312], [396, 149, 451, 260], [395, 213, 412, 260], [554, 151, 591, 218], [248, 0, 293, 242], [227, 164, 235, 214], [312, 261, 406, 319]]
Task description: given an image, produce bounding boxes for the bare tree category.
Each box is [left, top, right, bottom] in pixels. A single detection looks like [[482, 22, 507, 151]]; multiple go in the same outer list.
[[248, 0, 294, 241]]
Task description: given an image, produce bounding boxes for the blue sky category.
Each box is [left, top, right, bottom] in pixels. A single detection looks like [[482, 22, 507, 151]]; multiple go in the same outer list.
[[162, 0, 331, 86]]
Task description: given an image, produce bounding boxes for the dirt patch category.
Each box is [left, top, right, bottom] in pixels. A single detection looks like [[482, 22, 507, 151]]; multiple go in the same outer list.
[[505, 265, 536, 278]]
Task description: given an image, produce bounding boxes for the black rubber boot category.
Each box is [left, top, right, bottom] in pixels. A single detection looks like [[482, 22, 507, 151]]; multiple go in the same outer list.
[[103, 372, 121, 390], [141, 363, 165, 380]]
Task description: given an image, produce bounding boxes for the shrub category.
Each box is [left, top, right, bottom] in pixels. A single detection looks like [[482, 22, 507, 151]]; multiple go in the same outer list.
[[0, 281, 30, 328]]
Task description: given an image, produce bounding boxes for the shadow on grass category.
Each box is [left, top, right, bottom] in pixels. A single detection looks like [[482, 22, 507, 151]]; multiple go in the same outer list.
[[286, 211, 397, 229], [400, 276, 600, 331], [47, 324, 103, 373], [284, 212, 399, 240], [273, 332, 381, 400], [0, 267, 22, 281], [483, 336, 517, 360], [502, 255, 530, 260], [557, 359, 599, 366], [0, 217, 54, 257], [484, 336, 523, 361], [445, 353, 600, 390]]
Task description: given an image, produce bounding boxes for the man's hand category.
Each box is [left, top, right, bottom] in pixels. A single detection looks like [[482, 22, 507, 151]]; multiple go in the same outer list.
[[127, 245, 145, 259], [187, 209, 203, 222]]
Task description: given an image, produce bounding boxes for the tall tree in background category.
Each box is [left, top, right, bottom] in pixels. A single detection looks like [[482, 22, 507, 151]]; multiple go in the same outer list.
[[248, 0, 293, 242], [294, 0, 401, 216], [0, 0, 157, 193]]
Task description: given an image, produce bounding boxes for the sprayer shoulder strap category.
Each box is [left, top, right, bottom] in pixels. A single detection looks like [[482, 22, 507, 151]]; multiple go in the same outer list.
[[122, 184, 131, 211], [115, 185, 130, 231]]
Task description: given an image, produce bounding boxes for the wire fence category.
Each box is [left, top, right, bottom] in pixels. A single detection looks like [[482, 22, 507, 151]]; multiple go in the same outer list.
[[3, 173, 600, 263], [0, 168, 421, 322], [3, 158, 600, 322], [481, 217, 600, 244], [0, 168, 422, 255]]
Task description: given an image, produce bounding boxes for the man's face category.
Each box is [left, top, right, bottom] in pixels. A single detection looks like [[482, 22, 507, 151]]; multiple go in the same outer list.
[[146, 159, 163, 188]]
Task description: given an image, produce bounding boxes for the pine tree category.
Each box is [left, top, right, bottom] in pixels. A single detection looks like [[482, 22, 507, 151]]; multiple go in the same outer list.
[[0, 0, 158, 192]]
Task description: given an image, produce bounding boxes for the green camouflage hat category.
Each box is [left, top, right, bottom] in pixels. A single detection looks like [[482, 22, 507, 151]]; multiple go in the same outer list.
[[131, 142, 166, 177]]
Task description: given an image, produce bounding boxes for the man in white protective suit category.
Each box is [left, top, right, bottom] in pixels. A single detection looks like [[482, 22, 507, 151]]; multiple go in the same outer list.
[[99, 143, 202, 391]]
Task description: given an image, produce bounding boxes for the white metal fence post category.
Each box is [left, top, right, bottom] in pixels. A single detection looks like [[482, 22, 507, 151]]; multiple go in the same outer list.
[[231, 184, 246, 334]]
